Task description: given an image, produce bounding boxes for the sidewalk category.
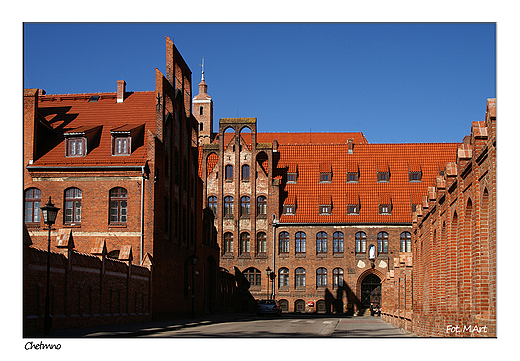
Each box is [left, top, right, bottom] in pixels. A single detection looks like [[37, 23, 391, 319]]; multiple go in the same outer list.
[[332, 316, 417, 337], [32, 313, 257, 338]]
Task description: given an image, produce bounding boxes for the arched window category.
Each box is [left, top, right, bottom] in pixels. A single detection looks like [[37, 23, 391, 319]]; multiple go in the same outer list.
[[316, 231, 327, 254], [225, 165, 233, 180], [279, 231, 289, 253], [333, 268, 344, 288], [64, 187, 82, 224], [24, 188, 41, 223], [295, 231, 306, 253], [355, 231, 366, 253], [256, 232, 266, 254], [316, 267, 327, 287], [333, 231, 344, 253], [400, 232, 412, 252], [257, 196, 267, 215], [244, 267, 261, 286], [224, 196, 234, 216], [377, 231, 388, 253], [240, 232, 250, 254], [224, 232, 233, 254], [109, 187, 127, 224], [295, 267, 306, 287], [240, 196, 250, 216], [278, 267, 289, 287], [242, 165, 250, 180], [208, 196, 217, 215]]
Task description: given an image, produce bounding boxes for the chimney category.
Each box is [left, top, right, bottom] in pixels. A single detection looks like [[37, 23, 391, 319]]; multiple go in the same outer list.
[[117, 80, 126, 103], [347, 139, 354, 154]]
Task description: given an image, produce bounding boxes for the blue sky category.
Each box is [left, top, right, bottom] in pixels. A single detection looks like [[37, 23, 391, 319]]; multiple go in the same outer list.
[[24, 23, 495, 144]]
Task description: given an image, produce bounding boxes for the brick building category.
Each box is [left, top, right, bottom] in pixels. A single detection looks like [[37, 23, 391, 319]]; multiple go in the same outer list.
[[381, 99, 496, 337], [196, 76, 463, 314], [23, 37, 224, 325]]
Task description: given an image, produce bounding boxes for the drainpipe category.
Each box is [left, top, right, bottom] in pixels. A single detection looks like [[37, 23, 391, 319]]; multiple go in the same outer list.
[[272, 214, 278, 300], [140, 165, 146, 264]]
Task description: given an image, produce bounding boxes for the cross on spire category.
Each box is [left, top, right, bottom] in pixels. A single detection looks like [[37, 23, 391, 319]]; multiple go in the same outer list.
[[199, 57, 205, 81]]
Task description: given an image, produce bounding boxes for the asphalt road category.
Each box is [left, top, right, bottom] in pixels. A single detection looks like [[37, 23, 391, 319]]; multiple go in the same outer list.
[[142, 315, 414, 338]]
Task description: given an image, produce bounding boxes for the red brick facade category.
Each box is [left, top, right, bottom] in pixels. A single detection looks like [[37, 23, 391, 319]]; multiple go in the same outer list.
[[23, 38, 225, 332], [195, 76, 473, 315], [381, 99, 496, 337]]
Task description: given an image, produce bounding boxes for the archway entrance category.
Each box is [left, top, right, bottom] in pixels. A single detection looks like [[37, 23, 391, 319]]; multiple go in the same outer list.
[[360, 274, 381, 309]]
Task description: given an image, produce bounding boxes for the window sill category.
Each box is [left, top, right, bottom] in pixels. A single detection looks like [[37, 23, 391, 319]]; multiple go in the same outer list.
[[255, 253, 267, 258], [63, 223, 81, 228], [24, 223, 41, 229], [238, 254, 251, 259], [316, 253, 328, 258], [295, 253, 306, 258], [109, 223, 127, 228], [222, 254, 234, 259], [295, 287, 306, 291], [333, 253, 344, 257], [279, 253, 289, 258]]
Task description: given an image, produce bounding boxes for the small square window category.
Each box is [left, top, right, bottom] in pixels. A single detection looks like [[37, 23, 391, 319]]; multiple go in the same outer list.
[[379, 204, 391, 214], [347, 172, 359, 182], [409, 171, 422, 182], [320, 173, 332, 183], [347, 205, 359, 215], [377, 172, 389, 182], [319, 205, 331, 214], [284, 205, 295, 214], [287, 173, 297, 183]]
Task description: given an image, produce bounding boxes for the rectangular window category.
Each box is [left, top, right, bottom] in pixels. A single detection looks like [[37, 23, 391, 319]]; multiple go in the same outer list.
[[67, 138, 86, 157], [319, 173, 332, 183], [287, 173, 297, 183], [319, 205, 331, 214], [113, 136, 131, 155], [409, 171, 422, 182], [347, 205, 359, 215], [379, 204, 391, 215], [377, 172, 389, 182], [283, 205, 295, 214], [347, 172, 359, 182]]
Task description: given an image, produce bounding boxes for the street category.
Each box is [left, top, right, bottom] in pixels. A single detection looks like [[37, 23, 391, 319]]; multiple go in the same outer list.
[[141, 315, 414, 338]]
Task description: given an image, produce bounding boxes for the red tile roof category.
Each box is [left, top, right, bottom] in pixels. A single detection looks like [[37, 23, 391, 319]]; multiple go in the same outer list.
[[276, 142, 459, 224], [30, 92, 156, 167]]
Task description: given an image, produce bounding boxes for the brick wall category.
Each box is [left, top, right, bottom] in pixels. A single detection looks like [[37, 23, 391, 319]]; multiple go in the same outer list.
[[381, 99, 496, 337], [23, 228, 152, 336]]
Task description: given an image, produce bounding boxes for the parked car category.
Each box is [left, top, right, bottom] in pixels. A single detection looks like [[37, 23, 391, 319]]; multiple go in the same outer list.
[[256, 299, 282, 316]]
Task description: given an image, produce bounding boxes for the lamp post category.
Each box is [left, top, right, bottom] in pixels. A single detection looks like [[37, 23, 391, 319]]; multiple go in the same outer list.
[[271, 214, 279, 300], [189, 254, 199, 318], [266, 267, 271, 299], [40, 197, 59, 336]]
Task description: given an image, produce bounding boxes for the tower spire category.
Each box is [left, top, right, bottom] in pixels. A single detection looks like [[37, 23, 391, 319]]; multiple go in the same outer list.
[[199, 57, 205, 81]]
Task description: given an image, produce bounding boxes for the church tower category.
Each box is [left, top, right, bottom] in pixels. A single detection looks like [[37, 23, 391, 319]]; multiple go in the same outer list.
[[193, 57, 214, 144]]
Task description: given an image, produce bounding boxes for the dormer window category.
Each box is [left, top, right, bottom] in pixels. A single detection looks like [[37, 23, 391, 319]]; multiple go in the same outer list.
[[347, 193, 360, 215], [287, 164, 298, 183], [319, 164, 332, 183], [64, 125, 101, 157], [318, 195, 332, 215], [347, 172, 359, 182], [110, 124, 144, 156], [379, 193, 392, 214], [283, 195, 296, 215]]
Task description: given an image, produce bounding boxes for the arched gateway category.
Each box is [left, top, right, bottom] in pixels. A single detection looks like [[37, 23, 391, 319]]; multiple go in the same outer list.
[[359, 273, 382, 310]]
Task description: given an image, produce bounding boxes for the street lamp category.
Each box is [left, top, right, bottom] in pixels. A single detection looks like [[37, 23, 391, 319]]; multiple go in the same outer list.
[[40, 196, 59, 336], [189, 254, 198, 318], [266, 267, 271, 299]]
